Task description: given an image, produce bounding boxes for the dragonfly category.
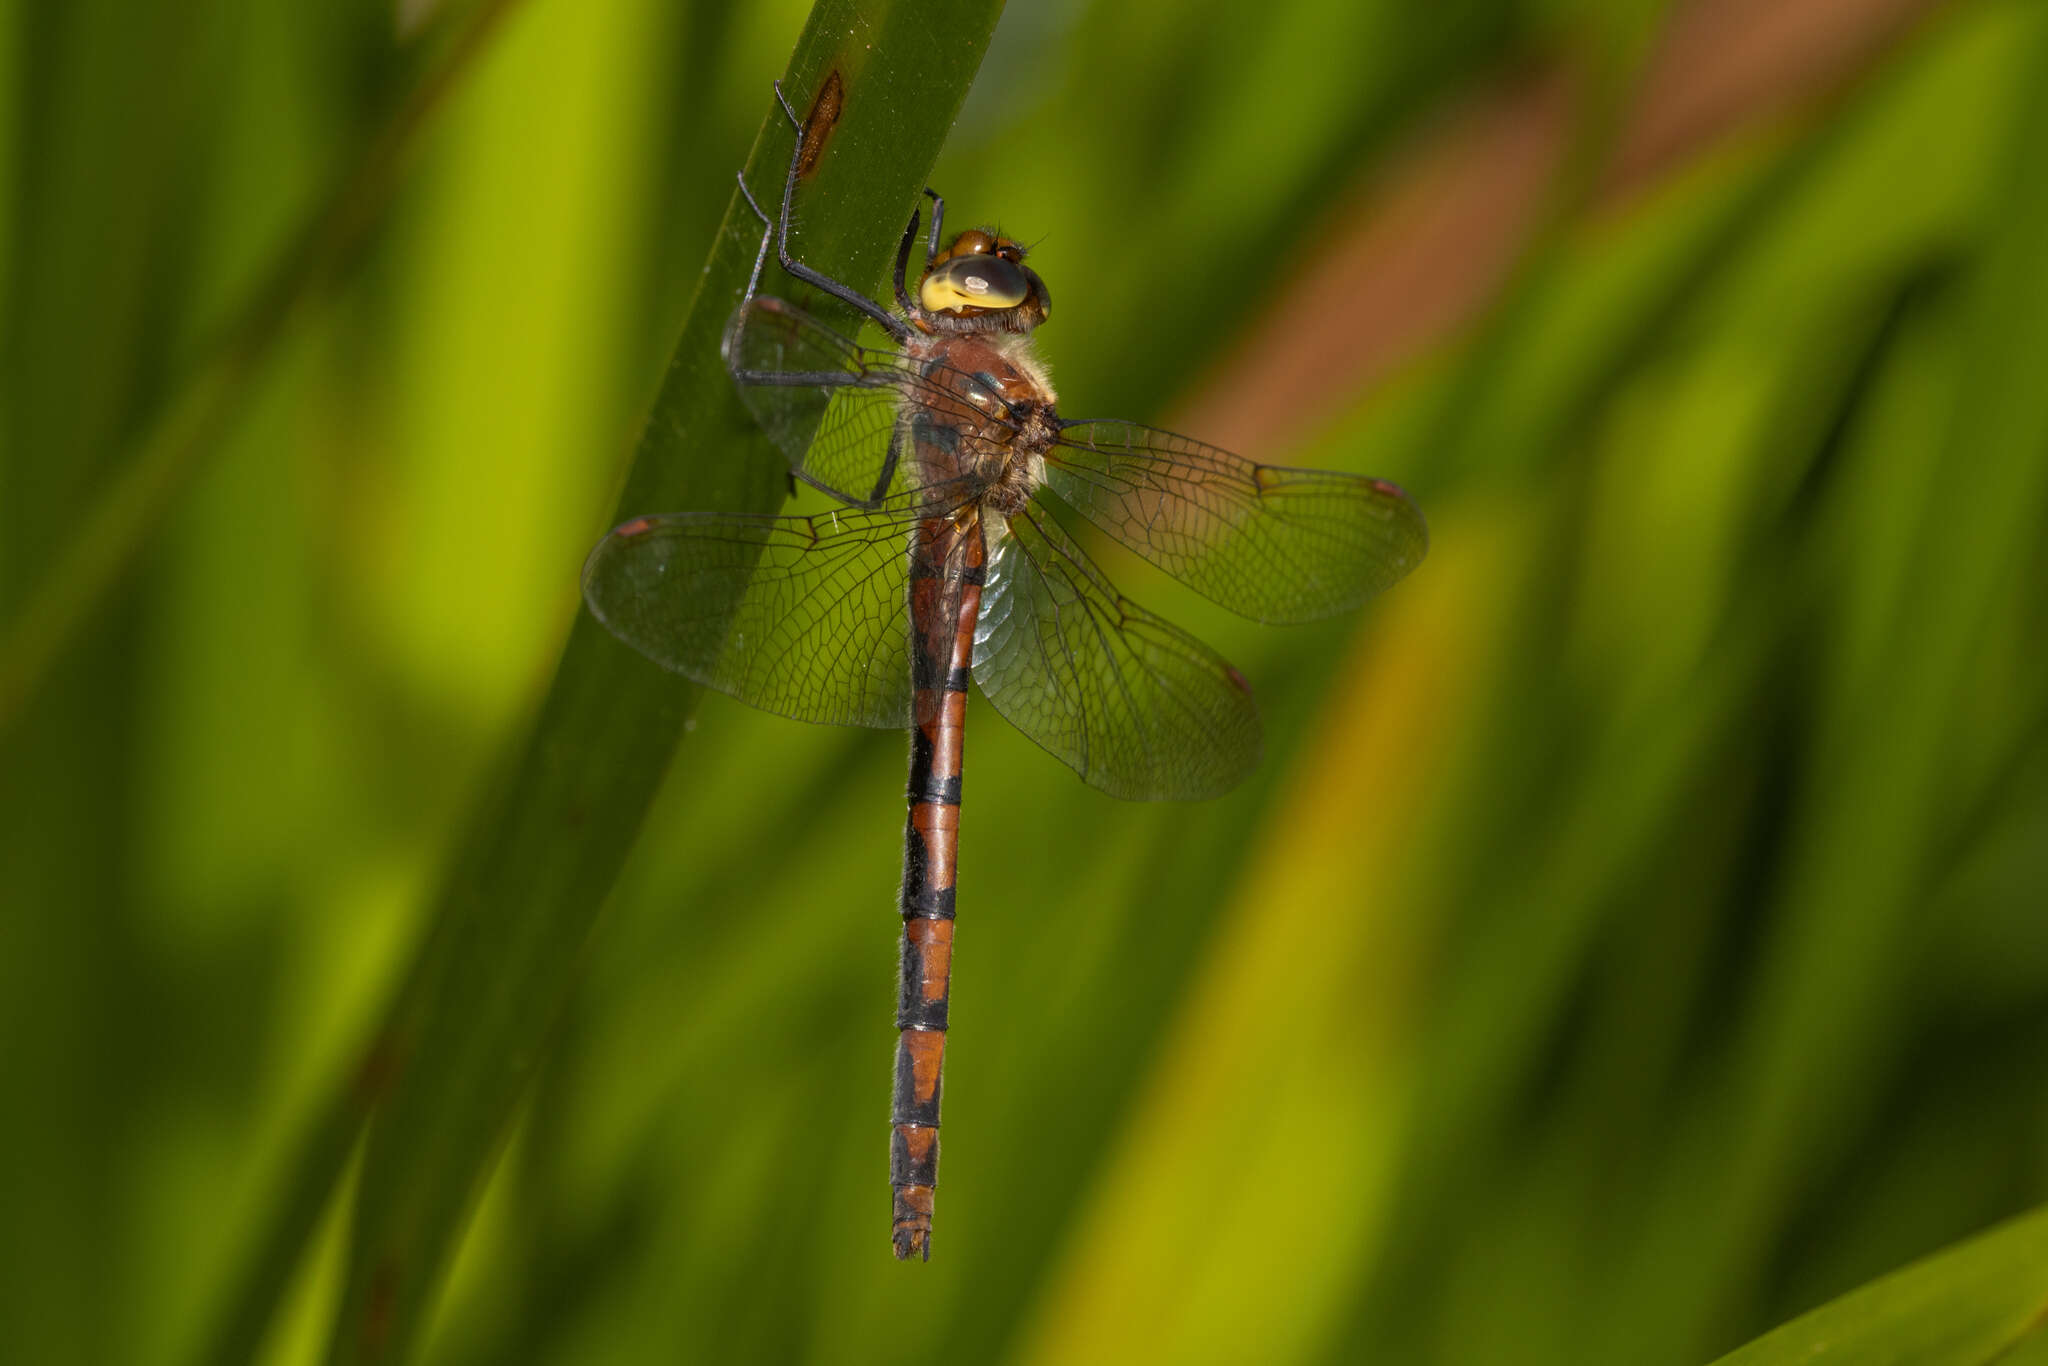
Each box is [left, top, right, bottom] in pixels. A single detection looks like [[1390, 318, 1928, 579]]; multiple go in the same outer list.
[[582, 82, 1428, 1261]]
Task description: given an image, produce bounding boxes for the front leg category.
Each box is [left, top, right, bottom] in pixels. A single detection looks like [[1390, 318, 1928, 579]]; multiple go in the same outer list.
[[744, 80, 908, 342], [894, 188, 947, 315]]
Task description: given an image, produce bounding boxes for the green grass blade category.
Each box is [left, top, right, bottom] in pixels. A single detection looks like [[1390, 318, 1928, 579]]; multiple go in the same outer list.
[[0, 0, 528, 735], [319, 3, 1004, 1362], [1705, 1204, 2048, 1366]]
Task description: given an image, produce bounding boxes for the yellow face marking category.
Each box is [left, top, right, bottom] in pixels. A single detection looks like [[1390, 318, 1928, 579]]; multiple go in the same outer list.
[[920, 256, 1028, 313]]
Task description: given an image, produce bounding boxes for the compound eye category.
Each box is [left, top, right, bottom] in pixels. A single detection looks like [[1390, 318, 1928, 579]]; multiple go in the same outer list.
[[947, 229, 998, 258], [919, 254, 1030, 313]]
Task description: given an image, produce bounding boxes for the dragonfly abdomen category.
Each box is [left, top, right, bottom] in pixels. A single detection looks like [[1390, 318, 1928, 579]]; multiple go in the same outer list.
[[891, 515, 986, 1261]]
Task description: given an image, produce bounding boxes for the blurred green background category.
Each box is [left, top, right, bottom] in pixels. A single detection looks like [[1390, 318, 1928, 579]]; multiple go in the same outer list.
[[5, 0, 2047, 1363]]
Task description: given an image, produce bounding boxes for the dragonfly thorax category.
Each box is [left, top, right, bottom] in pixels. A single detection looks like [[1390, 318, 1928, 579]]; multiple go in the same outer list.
[[909, 331, 1059, 518], [984, 400, 1058, 516]]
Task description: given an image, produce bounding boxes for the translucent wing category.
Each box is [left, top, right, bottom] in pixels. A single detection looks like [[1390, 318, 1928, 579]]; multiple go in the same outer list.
[[724, 295, 1014, 506], [974, 505, 1262, 801], [1044, 420, 1428, 624], [583, 485, 970, 728]]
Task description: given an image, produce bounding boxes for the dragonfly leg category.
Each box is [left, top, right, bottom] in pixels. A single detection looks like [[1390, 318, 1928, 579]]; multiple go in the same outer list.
[[770, 77, 802, 130], [858, 426, 902, 509], [893, 209, 923, 315], [782, 423, 905, 509], [734, 169, 776, 308], [754, 82, 909, 342], [924, 188, 946, 261], [893, 188, 947, 315]]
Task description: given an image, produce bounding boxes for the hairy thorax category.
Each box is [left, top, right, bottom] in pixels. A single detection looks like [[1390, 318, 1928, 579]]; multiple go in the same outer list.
[[907, 332, 1059, 522]]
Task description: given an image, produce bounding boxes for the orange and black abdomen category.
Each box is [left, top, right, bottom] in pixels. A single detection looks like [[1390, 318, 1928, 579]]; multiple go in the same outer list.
[[891, 513, 985, 1261]]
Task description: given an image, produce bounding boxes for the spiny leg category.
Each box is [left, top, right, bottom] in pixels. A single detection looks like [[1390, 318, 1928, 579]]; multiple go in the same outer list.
[[735, 169, 777, 309], [738, 80, 955, 340], [893, 187, 947, 315], [752, 80, 907, 339], [731, 79, 806, 307], [923, 187, 946, 260]]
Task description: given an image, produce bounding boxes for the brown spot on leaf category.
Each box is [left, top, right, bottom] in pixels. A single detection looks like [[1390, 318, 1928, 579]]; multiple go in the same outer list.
[[796, 70, 844, 180]]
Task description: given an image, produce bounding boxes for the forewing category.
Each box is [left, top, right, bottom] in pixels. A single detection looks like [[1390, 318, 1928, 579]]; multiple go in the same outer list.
[[974, 506, 1261, 801], [1044, 420, 1428, 624], [583, 491, 957, 728], [724, 295, 1012, 506]]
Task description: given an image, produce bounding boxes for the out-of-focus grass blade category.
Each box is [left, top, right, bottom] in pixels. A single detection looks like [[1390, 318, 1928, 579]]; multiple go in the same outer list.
[[314, 2, 1004, 1363], [0, 0, 526, 734], [1704, 1204, 2048, 1366], [1307, 8, 2042, 1366], [1672, 1, 2048, 1340]]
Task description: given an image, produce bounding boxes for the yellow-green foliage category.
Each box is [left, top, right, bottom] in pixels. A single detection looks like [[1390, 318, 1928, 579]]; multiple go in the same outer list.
[[2, 1, 2044, 1364]]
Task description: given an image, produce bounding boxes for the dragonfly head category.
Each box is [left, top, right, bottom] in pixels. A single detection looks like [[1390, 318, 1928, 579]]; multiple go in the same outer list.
[[917, 229, 1050, 334]]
